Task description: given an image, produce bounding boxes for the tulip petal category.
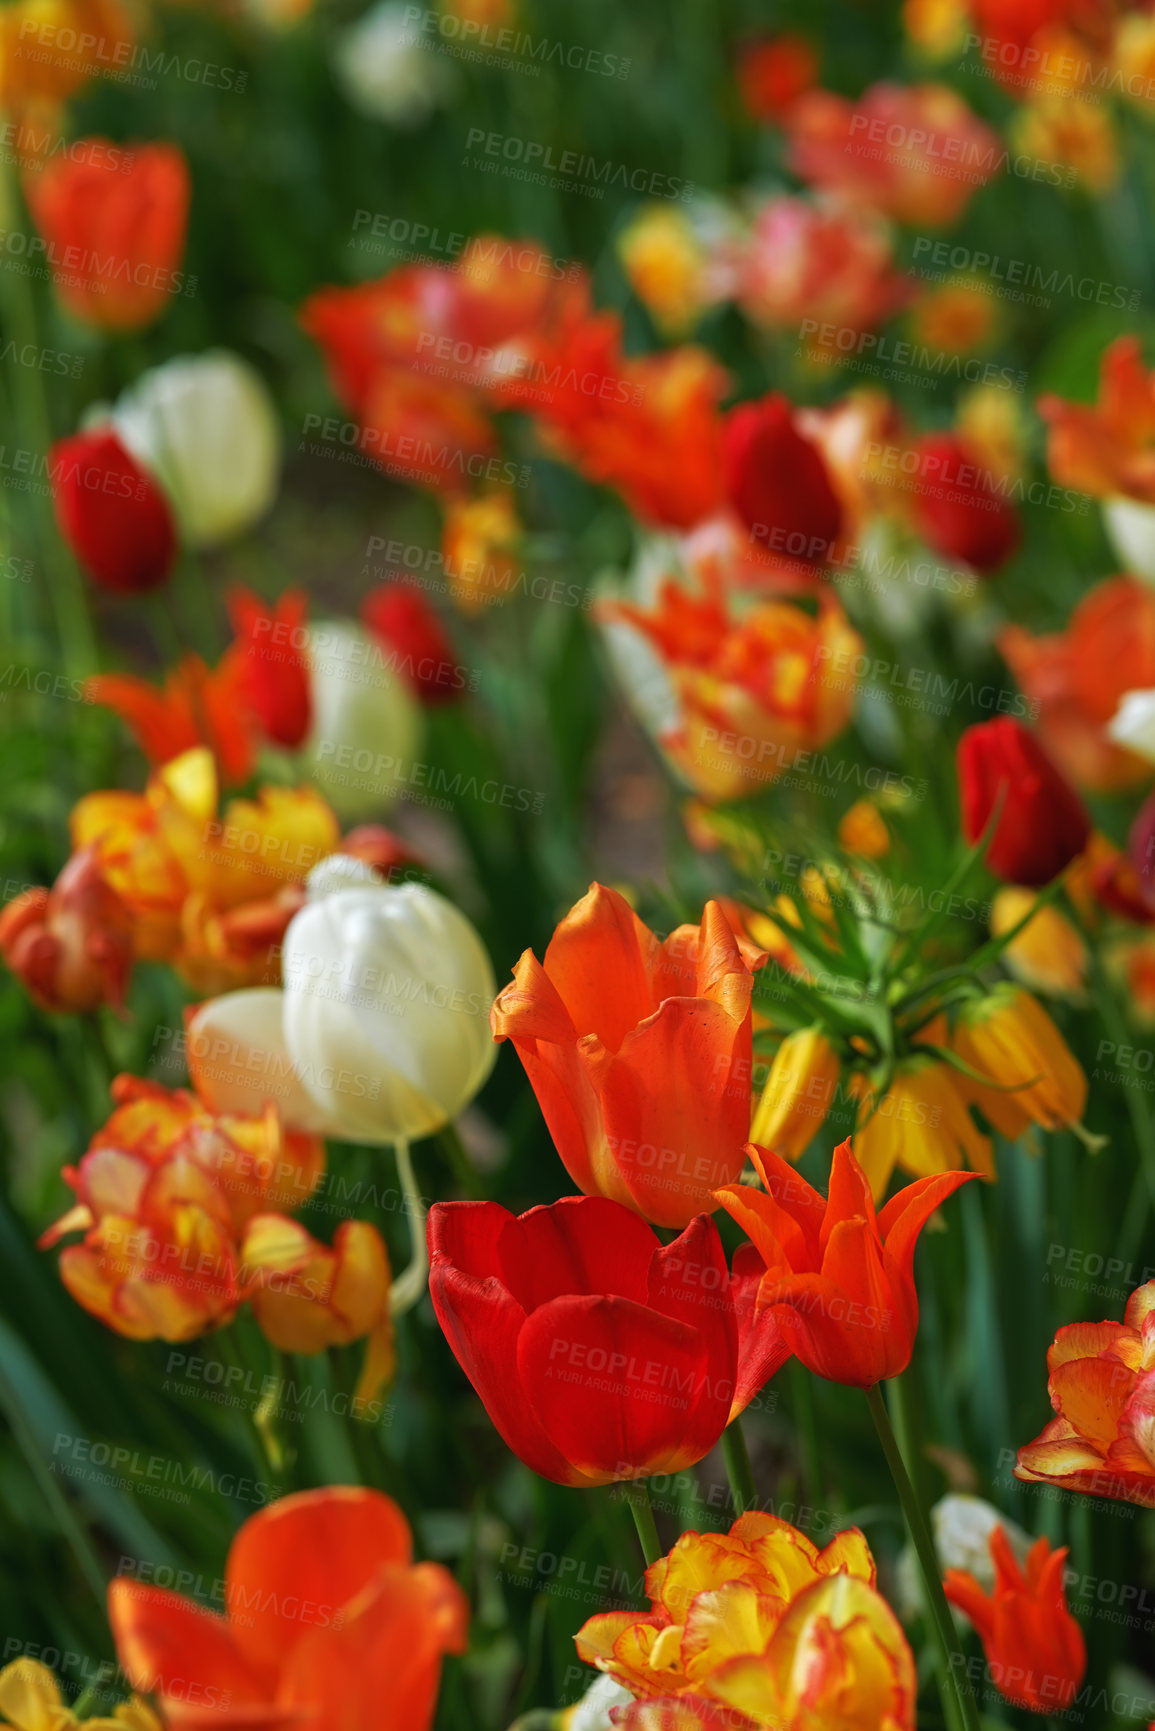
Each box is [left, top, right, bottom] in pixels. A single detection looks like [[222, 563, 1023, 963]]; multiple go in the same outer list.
[[648, 1216, 738, 1460], [729, 1238, 792, 1418], [186, 990, 342, 1135], [498, 1195, 657, 1311], [877, 1169, 977, 1339], [517, 1293, 711, 1478], [225, 1487, 412, 1681], [108, 1579, 268, 1707], [1048, 1356, 1133, 1448], [539, 882, 661, 1053]]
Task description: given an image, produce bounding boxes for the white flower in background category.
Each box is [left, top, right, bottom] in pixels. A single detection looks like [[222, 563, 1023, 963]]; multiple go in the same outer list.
[[561, 1675, 634, 1729], [1108, 688, 1155, 763], [303, 620, 423, 822], [1104, 496, 1155, 585], [187, 858, 497, 1145], [896, 1494, 1033, 1621], [113, 350, 281, 548], [333, 1, 455, 127]]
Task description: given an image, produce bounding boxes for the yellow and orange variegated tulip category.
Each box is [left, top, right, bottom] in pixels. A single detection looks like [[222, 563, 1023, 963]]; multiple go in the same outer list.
[[850, 1056, 994, 1200], [39, 1076, 396, 1397], [242, 1215, 395, 1403], [576, 1512, 915, 1730], [66, 747, 340, 992], [601, 577, 861, 804], [0, 847, 133, 1014], [0, 1657, 160, 1731], [1015, 1279, 1155, 1509]]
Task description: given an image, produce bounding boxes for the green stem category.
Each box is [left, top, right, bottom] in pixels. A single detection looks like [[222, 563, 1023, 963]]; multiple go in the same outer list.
[[721, 1416, 757, 1516], [388, 1137, 429, 1316], [1085, 940, 1155, 1261], [627, 1478, 661, 1567], [0, 1358, 106, 1605], [790, 1360, 823, 1510], [865, 1381, 978, 1731]]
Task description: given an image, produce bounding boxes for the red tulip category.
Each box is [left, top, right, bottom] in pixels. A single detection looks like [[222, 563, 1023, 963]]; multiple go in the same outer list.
[[109, 1486, 468, 1731], [736, 33, 818, 122], [944, 1527, 1086, 1714], [722, 394, 843, 567], [907, 434, 1020, 574], [362, 581, 463, 704], [714, 1138, 975, 1387], [50, 427, 176, 594], [958, 718, 1090, 886], [227, 586, 312, 748], [26, 140, 190, 332], [428, 1196, 783, 1486]]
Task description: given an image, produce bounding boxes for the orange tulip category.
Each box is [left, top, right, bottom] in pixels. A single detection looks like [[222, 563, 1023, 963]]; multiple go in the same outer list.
[[576, 1510, 915, 1729], [1039, 335, 1155, 504], [490, 883, 761, 1227], [0, 847, 132, 1013], [0, 0, 134, 113], [1000, 576, 1155, 792], [26, 141, 190, 331], [109, 1487, 468, 1731], [1015, 1279, 1155, 1508], [714, 1137, 976, 1386], [602, 576, 862, 802], [87, 655, 256, 788], [944, 1527, 1086, 1714]]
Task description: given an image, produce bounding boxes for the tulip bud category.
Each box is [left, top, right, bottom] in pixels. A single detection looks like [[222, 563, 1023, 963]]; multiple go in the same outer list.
[[0, 848, 133, 1013], [362, 581, 463, 704], [50, 428, 176, 594], [303, 621, 424, 821], [112, 350, 280, 548], [722, 392, 843, 564], [333, 0, 454, 125], [189, 861, 497, 1144], [908, 434, 1020, 573]]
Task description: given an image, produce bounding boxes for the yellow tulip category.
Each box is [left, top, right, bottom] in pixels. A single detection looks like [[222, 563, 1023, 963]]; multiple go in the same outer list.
[[751, 1026, 841, 1159], [851, 1056, 994, 1200]]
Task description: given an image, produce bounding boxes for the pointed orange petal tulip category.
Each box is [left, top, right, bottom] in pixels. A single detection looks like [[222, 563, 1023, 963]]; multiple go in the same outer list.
[[87, 654, 256, 788], [491, 883, 759, 1226], [715, 1138, 976, 1386], [944, 1527, 1086, 1714], [108, 1487, 468, 1731]]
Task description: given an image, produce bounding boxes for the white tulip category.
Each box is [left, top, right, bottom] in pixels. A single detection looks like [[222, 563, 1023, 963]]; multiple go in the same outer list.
[[562, 1676, 634, 1729], [896, 1494, 1033, 1621], [188, 858, 497, 1145], [1108, 688, 1155, 763], [113, 350, 281, 548], [303, 621, 424, 821], [333, 1, 455, 127], [1104, 496, 1155, 584]]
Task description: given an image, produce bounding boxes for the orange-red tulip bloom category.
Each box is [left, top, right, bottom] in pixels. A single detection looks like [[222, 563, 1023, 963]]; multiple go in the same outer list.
[[1000, 575, 1155, 792], [944, 1527, 1086, 1714], [714, 1138, 976, 1386], [1039, 335, 1155, 504], [490, 883, 761, 1226], [0, 847, 132, 1013], [27, 141, 190, 332], [1015, 1279, 1155, 1508], [109, 1487, 468, 1731]]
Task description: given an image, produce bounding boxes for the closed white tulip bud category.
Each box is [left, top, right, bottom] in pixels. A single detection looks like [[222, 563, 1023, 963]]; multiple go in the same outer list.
[[282, 863, 497, 1141], [897, 1493, 1033, 1621], [303, 621, 423, 822], [187, 861, 498, 1145], [113, 350, 281, 548], [1104, 496, 1155, 585], [333, 0, 455, 127]]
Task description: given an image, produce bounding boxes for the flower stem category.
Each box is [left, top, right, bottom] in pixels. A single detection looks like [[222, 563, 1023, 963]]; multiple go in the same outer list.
[[865, 1381, 978, 1731], [721, 1415, 757, 1515], [626, 1478, 661, 1567], [388, 1137, 429, 1316], [790, 1359, 823, 1509]]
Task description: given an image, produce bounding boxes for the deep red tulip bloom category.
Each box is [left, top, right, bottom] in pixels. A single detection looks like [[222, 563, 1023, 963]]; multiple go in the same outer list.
[[51, 427, 176, 594], [958, 717, 1091, 887], [736, 32, 818, 122], [944, 1527, 1086, 1714], [27, 140, 190, 332], [722, 394, 843, 566], [109, 1486, 468, 1731], [362, 581, 462, 704], [428, 1196, 784, 1486], [227, 586, 312, 749], [908, 434, 1020, 573], [714, 1138, 975, 1387]]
